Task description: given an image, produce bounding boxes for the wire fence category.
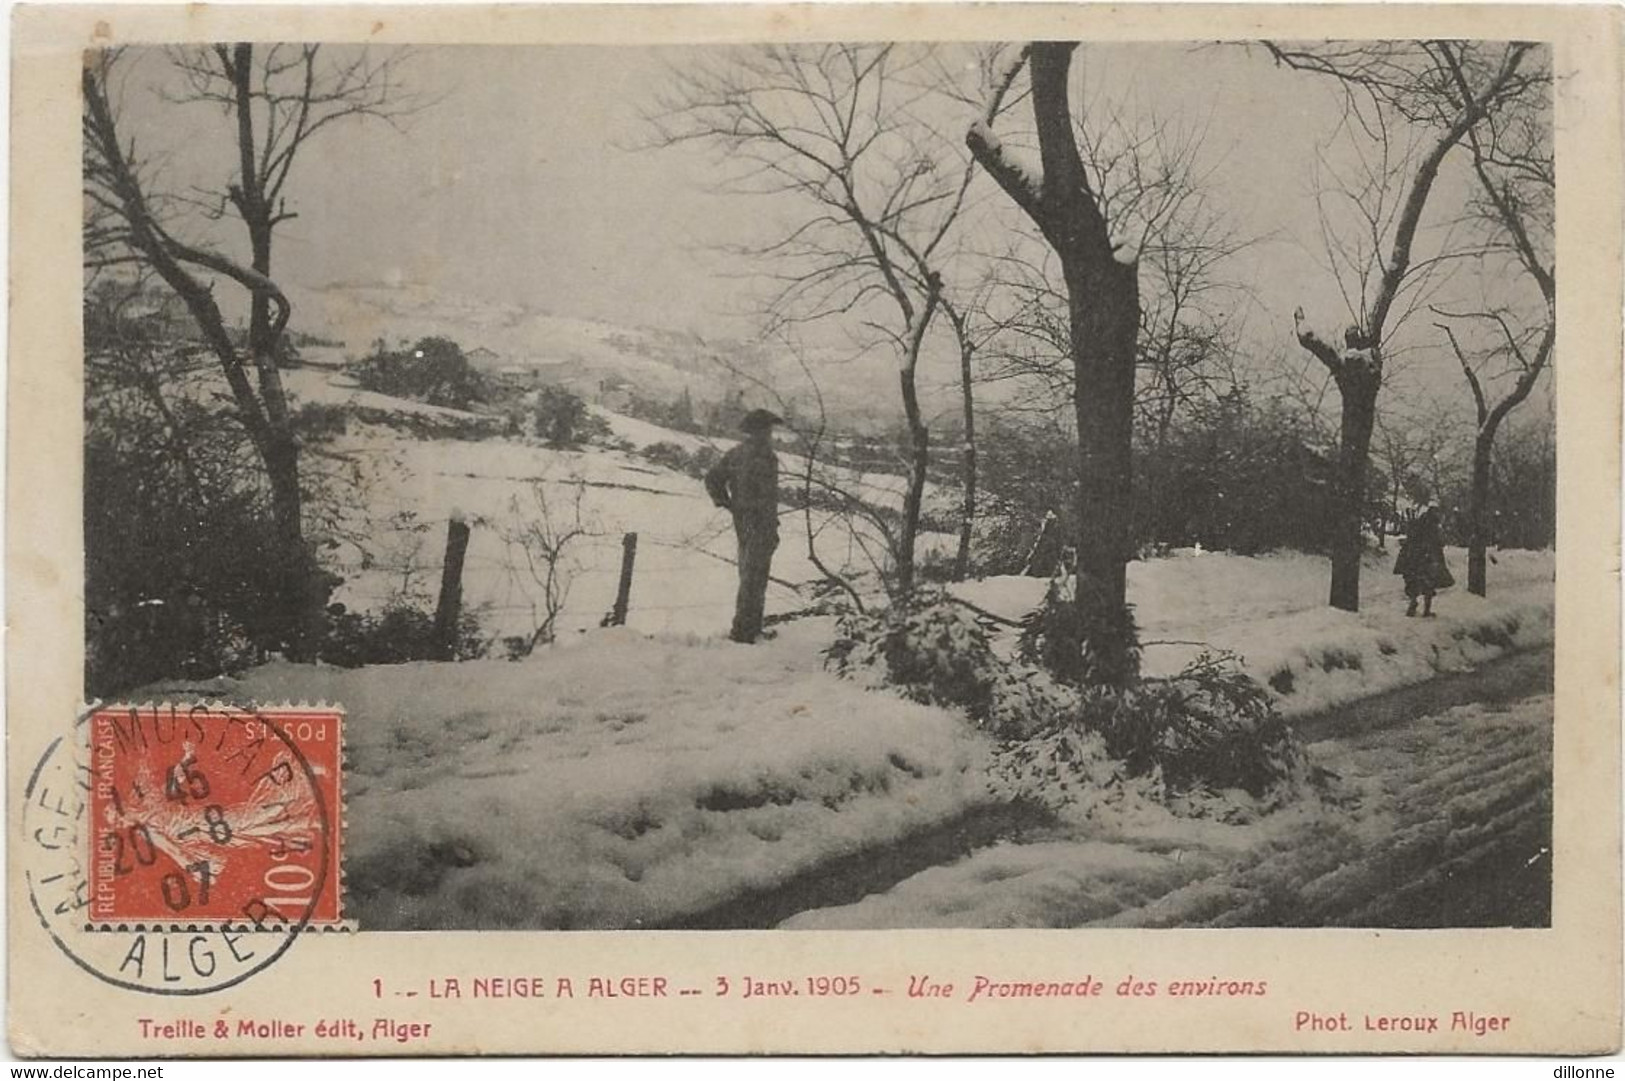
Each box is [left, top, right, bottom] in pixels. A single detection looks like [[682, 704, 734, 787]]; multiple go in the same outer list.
[[336, 509, 814, 635]]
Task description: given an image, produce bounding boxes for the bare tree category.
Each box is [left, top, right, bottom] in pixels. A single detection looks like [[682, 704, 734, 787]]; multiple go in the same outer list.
[[973, 101, 1251, 549], [647, 44, 1005, 595], [1434, 312, 1551, 595], [1432, 54, 1555, 597], [942, 295, 988, 578], [82, 45, 418, 654], [496, 479, 598, 655], [1264, 40, 1539, 611], [967, 43, 1144, 688], [1370, 399, 1469, 546]]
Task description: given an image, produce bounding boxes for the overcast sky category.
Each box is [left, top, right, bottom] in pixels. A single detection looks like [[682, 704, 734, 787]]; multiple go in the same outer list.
[[109, 42, 1550, 420]]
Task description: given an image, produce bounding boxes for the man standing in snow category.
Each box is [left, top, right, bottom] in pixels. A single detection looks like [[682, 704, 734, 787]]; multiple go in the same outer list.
[[705, 409, 784, 643]]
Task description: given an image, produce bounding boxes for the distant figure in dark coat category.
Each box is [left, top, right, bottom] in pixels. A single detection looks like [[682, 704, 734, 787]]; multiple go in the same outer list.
[[705, 409, 783, 643], [1394, 505, 1454, 617]]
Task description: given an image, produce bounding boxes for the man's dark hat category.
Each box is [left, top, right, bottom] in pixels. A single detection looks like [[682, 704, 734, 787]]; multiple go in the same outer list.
[[741, 409, 785, 432]]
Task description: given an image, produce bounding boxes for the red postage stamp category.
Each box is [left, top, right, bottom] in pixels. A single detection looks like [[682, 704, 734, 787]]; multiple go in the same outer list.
[[87, 704, 343, 929]]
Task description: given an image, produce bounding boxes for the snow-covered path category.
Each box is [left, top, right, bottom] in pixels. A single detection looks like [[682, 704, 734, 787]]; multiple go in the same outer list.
[[780, 650, 1553, 930]]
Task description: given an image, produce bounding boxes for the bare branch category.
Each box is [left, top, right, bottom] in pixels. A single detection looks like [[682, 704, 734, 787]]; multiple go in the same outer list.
[[1436, 320, 1488, 424]]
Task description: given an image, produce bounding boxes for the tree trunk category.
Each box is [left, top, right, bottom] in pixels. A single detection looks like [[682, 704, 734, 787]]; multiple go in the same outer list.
[[1328, 364, 1379, 612], [897, 367, 930, 596], [262, 432, 316, 649], [967, 42, 1143, 688], [1066, 258, 1140, 623], [246, 216, 311, 654], [954, 334, 977, 581], [1467, 428, 1495, 596], [235, 51, 310, 655]]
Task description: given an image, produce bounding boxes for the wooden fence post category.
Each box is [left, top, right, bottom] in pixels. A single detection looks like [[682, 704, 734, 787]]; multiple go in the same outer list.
[[609, 532, 638, 627], [433, 512, 471, 660]]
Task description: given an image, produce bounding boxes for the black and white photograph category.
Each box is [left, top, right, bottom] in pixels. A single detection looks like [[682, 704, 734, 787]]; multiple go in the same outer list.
[[82, 35, 1559, 937]]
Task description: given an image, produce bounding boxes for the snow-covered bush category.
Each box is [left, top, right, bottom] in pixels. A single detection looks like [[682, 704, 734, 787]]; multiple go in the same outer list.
[[916, 487, 965, 537], [1097, 652, 1305, 799], [348, 336, 488, 410], [1016, 572, 1141, 688], [532, 386, 612, 448], [984, 666, 1081, 740], [986, 722, 1133, 818], [824, 592, 1001, 720], [823, 593, 1104, 741], [826, 589, 1311, 820], [290, 400, 350, 443], [990, 650, 1311, 821]]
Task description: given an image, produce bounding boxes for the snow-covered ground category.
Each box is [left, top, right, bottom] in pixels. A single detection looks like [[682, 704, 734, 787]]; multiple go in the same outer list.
[[192, 627, 986, 930], [182, 366, 1556, 932], [281, 366, 491, 422], [320, 421, 958, 643], [783, 689, 1553, 929], [183, 634, 1551, 930], [955, 548, 1553, 718], [288, 366, 1553, 697], [294, 355, 958, 642]]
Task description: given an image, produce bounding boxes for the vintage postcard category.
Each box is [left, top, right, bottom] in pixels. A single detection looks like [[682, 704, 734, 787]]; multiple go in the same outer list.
[[8, 1, 1622, 1057]]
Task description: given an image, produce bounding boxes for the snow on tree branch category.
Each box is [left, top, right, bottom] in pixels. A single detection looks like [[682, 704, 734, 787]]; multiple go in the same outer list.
[[1292, 307, 1345, 375], [966, 117, 1046, 223]]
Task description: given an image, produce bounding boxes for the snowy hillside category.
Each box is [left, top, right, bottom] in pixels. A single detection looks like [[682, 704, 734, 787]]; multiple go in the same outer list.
[[284, 281, 953, 431], [319, 427, 957, 643], [281, 362, 956, 642]]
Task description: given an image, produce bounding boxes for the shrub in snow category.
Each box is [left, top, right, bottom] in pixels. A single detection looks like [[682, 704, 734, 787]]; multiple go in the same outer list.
[[984, 666, 1081, 740], [502, 405, 531, 439], [914, 548, 965, 585], [823, 593, 1108, 741], [639, 440, 720, 481], [825, 587, 1313, 821], [290, 400, 350, 443], [348, 336, 488, 410], [84, 432, 339, 696], [916, 488, 965, 537], [990, 650, 1312, 822], [824, 591, 1001, 721], [318, 602, 489, 666], [986, 723, 1136, 819], [1016, 572, 1142, 688], [1096, 652, 1305, 800], [532, 386, 611, 448]]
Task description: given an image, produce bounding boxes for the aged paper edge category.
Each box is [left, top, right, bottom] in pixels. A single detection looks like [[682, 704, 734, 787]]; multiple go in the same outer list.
[[8, 2, 1622, 1057]]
